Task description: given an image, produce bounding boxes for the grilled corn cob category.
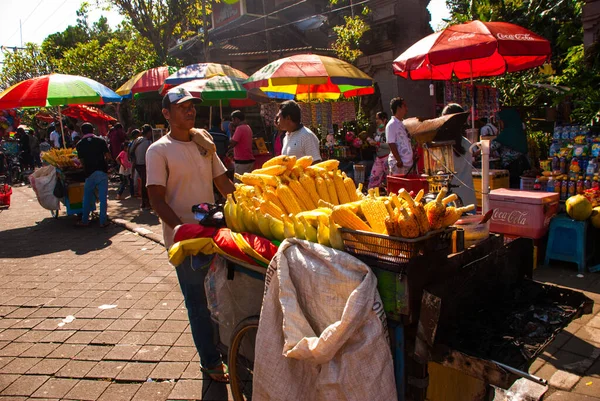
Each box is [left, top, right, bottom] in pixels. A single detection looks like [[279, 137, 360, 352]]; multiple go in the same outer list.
[[441, 204, 476, 228], [259, 201, 284, 221], [398, 189, 430, 235], [324, 176, 339, 205], [289, 179, 316, 210], [263, 189, 286, 212], [397, 207, 421, 238], [344, 177, 359, 202], [315, 177, 331, 203], [424, 188, 448, 230], [333, 172, 351, 204], [299, 174, 320, 205]]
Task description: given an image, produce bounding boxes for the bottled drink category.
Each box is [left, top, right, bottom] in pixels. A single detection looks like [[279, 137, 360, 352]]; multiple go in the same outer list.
[[585, 176, 592, 190], [546, 176, 555, 192], [554, 176, 562, 194], [533, 177, 542, 191], [568, 178, 576, 197], [552, 155, 560, 172], [560, 177, 568, 201], [593, 175, 600, 190], [560, 156, 567, 174], [577, 175, 584, 195], [587, 158, 598, 176]]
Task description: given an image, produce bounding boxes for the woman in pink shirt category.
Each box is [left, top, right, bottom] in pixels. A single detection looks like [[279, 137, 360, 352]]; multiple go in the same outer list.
[[228, 110, 255, 181], [116, 142, 134, 200]]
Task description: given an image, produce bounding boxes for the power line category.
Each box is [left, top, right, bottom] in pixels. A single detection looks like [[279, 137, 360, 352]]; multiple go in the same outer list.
[[35, 0, 70, 34], [5, 0, 44, 44], [216, 0, 370, 43]]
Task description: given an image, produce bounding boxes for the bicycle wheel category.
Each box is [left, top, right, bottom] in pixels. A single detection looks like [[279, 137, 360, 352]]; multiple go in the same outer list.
[[229, 315, 260, 401]]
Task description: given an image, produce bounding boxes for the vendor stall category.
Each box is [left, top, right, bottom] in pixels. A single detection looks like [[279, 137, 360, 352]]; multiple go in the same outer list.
[[168, 154, 593, 401]]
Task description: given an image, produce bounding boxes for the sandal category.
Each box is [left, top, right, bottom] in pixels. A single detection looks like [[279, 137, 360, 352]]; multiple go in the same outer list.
[[200, 362, 230, 383]]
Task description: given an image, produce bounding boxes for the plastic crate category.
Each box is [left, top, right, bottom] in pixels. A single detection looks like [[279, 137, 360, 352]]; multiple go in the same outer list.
[[472, 169, 510, 208], [520, 176, 536, 191], [387, 174, 429, 195], [339, 227, 456, 274], [0, 184, 12, 208]]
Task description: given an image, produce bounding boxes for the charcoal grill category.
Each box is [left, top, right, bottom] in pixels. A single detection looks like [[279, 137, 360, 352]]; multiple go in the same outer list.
[[413, 238, 593, 391]]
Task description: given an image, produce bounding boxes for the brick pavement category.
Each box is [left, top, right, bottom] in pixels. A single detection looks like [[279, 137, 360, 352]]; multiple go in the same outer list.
[[1, 184, 600, 400], [0, 185, 231, 400]]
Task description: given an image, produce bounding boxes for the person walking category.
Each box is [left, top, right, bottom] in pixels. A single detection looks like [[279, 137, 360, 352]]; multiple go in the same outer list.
[[146, 87, 235, 384], [107, 123, 127, 162], [130, 125, 153, 209], [228, 110, 255, 180], [116, 142, 134, 200], [28, 129, 41, 168], [277, 100, 322, 162], [75, 123, 110, 227], [367, 111, 391, 189], [386, 97, 413, 175]]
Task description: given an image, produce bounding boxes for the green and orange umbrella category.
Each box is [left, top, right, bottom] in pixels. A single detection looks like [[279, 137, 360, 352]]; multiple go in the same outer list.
[[243, 54, 375, 101]]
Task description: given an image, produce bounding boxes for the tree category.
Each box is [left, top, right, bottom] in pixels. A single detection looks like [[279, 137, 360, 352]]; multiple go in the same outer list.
[[0, 44, 53, 90], [329, 1, 371, 63], [104, 0, 204, 63]]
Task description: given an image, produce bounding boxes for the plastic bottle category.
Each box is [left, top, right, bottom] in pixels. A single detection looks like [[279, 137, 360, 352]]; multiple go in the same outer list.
[[554, 175, 562, 195], [570, 158, 581, 176], [587, 158, 598, 176], [584, 175, 592, 190], [560, 156, 567, 174], [577, 175, 585, 194], [533, 176, 542, 191], [568, 177, 577, 197], [552, 155, 560, 172], [560, 176, 568, 201], [546, 175, 555, 192], [593, 175, 600, 190]]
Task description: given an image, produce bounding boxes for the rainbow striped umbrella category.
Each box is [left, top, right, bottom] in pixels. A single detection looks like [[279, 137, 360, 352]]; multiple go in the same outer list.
[[0, 73, 121, 109], [0, 73, 122, 147], [243, 54, 374, 101], [163, 63, 248, 87], [116, 66, 177, 97]]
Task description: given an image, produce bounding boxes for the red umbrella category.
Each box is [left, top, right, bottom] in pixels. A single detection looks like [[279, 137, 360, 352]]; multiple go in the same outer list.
[[392, 20, 551, 80], [61, 105, 116, 122]]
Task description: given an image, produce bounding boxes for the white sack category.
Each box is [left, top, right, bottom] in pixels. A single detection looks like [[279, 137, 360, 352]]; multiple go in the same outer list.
[[253, 239, 397, 401], [30, 165, 60, 210]]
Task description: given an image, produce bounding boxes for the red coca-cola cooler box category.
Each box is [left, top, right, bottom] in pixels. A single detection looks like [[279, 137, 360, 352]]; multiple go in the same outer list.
[[489, 189, 559, 239]]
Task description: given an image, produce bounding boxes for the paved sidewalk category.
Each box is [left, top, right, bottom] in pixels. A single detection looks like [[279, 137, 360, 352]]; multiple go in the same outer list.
[[0, 185, 231, 400], [1, 184, 599, 400]]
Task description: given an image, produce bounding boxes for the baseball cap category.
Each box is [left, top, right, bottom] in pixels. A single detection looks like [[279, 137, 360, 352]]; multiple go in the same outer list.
[[162, 87, 201, 109]]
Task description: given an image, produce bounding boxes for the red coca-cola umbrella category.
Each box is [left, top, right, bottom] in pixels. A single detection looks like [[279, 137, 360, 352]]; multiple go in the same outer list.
[[392, 20, 551, 81]]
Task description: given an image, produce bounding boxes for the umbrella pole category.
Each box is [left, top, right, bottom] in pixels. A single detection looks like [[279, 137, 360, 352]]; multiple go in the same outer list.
[[58, 106, 67, 149], [209, 106, 212, 129], [219, 100, 223, 122], [470, 61, 490, 214]]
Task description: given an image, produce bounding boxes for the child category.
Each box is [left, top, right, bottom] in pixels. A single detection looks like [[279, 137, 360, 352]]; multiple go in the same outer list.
[[367, 112, 391, 189], [116, 142, 134, 200]]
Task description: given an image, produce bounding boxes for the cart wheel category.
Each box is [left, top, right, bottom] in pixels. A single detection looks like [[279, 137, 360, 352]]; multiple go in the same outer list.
[[229, 316, 260, 401], [51, 210, 59, 219]]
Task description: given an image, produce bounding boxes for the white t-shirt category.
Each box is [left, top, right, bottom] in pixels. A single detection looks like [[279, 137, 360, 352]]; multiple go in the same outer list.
[[146, 134, 227, 249], [281, 125, 322, 162], [385, 116, 413, 167], [49, 131, 60, 148], [71, 131, 80, 141]]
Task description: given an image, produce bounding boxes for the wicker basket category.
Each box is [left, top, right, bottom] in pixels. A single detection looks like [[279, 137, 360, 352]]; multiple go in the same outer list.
[[340, 227, 456, 273]]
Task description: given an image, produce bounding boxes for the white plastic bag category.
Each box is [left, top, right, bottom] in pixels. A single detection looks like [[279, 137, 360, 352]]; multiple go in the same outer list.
[[29, 165, 60, 210], [253, 239, 397, 401]]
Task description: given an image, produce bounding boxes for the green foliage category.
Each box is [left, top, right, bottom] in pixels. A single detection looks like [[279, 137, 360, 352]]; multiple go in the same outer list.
[[332, 15, 370, 63], [0, 44, 53, 90]]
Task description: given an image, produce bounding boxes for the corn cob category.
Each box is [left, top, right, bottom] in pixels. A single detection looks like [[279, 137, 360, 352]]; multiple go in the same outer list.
[[374, 187, 380, 197], [344, 177, 359, 202], [294, 156, 313, 169], [263, 189, 286, 212], [397, 207, 421, 238], [414, 189, 425, 203], [289, 179, 316, 210], [256, 208, 273, 239], [385, 200, 394, 217], [290, 166, 304, 180], [328, 215, 344, 250], [441, 204, 476, 228], [290, 215, 306, 240], [360, 199, 389, 234], [305, 165, 328, 177], [424, 188, 448, 230], [314, 159, 340, 171], [237, 173, 279, 187], [259, 201, 284, 221], [324, 176, 339, 205], [252, 165, 287, 176], [265, 214, 285, 241], [296, 209, 331, 226], [299, 174, 320, 205], [282, 214, 296, 239], [385, 217, 398, 236], [332, 206, 373, 232], [276, 185, 303, 215], [299, 216, 318, 243], [316, 215, 331, 247], [333, 172, 351, 204], [315, 176, 331, 203], [285, 156, 297, 171], [398, 189, 430, 235], [262, 155, 292, 168]]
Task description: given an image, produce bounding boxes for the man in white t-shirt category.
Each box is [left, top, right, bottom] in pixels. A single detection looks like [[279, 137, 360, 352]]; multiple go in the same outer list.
[[145, 87, 234, 385], [386, 97, 413, 175], [49, 125, 61, 148], [68, 124, 80, 143], [278, 100, 322, 162]]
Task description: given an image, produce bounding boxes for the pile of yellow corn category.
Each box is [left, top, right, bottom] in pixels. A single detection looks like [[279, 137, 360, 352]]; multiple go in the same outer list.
[[224, 155, 475, 250], [42, 148, 80, 169]]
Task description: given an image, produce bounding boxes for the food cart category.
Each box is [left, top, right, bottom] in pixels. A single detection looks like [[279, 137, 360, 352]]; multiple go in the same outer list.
[[169, 153, 593, 401]]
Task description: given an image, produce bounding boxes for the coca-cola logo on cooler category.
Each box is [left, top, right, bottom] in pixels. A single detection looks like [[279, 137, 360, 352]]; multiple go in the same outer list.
[[496, 33, 535, 41], [448, 33, 476, 42], [492, 209, 529, 225]]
